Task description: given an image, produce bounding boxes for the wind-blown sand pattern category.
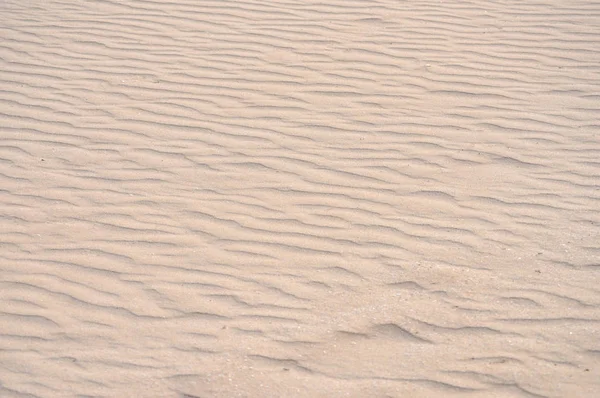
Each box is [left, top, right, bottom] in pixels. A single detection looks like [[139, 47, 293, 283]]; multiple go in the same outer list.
[[1, 0, 599, 396]]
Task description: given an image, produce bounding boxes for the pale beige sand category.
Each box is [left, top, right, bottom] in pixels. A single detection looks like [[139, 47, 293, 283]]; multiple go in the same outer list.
[[1, 0, 599, 397]]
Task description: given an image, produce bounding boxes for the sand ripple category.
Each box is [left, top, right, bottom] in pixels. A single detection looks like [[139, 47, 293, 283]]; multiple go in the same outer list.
[[1, 0, 599, 396]]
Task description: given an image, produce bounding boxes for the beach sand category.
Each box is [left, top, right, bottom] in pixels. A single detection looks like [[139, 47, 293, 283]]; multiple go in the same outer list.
[[1, 0, 599, 396]]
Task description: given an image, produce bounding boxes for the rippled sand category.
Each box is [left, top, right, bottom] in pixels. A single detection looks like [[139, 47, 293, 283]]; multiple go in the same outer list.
[[1, 0, 599, 397]]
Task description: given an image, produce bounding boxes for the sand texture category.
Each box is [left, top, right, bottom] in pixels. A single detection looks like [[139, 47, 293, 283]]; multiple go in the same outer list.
[[1, 0, 599, 397]]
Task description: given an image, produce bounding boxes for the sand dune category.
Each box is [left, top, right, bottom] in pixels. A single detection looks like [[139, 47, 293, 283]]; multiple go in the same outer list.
[[1, 0, 599, 396]]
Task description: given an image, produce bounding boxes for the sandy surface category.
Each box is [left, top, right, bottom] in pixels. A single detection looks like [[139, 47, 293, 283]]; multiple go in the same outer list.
[[1, 0, 599, 397]]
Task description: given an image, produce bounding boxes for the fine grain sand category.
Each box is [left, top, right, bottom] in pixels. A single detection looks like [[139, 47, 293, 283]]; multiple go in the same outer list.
[[1, 0, 599, 397]]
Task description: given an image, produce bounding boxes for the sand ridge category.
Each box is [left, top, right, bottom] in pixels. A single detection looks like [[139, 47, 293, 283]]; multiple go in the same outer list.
[[1, 0, 599, 397]]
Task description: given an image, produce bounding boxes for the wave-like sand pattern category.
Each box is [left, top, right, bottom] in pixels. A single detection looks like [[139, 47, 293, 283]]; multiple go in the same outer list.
[[1, 0, 599, 396]]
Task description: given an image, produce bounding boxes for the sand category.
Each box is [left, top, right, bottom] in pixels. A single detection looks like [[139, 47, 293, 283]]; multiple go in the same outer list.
[[1, 0, 599, 397]]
